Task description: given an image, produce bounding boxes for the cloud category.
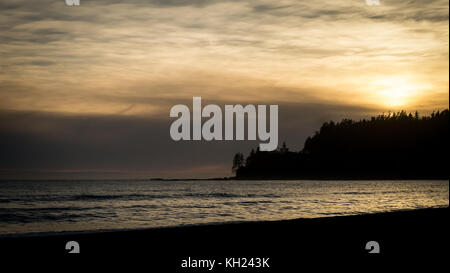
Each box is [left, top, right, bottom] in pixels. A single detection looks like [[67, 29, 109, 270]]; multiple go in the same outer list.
[[0, 100, 380, 178], [0, 0, 448, 177]]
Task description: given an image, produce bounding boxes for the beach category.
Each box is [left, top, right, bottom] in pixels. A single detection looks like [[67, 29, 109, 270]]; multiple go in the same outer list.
[[1, 207, 448, 271]]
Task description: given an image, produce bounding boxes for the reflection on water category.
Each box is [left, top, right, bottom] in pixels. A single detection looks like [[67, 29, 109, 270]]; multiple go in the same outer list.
[[0, 180, 448, 235]]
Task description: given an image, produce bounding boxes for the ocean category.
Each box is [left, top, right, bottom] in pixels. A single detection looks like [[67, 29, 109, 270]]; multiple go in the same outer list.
[[0, 180, 448, 235]]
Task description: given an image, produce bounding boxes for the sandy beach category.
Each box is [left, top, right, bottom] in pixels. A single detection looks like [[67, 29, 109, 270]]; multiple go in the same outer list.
[[1, 207, 447, 271]]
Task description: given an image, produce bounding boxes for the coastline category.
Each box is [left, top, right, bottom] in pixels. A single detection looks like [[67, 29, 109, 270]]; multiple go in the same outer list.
[[1, 207, 448, 269], [152, 177, 449, 181], [0, 206, 447, 239], [1, 177, 448, 182]]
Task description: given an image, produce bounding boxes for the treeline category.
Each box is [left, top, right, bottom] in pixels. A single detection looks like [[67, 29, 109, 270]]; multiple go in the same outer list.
[[233, 110, 449, 179]]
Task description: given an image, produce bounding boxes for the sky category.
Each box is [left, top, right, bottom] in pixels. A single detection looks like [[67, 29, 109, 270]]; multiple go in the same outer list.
[[0, 0, 449, 179]]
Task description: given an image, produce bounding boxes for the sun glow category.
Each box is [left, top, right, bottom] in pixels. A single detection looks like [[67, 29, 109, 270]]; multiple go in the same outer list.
[[371, 77, 429, 108]]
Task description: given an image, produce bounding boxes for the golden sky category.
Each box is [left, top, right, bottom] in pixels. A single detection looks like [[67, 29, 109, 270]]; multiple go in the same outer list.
[[1, 0, 448, 116], [0, 0, 449, 178]]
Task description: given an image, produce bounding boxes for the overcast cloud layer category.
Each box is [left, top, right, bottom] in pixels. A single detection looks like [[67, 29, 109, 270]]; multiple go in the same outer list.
[[0, 0, 448, 178]]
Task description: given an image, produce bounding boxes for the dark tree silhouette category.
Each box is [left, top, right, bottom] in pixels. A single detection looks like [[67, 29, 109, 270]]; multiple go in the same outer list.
[[232, 153, 244, 174], [234, 110, 449, 179]]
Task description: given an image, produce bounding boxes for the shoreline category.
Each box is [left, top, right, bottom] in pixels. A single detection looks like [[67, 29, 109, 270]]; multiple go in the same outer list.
[[1, 207, 448, 270], [1, 178, 448, 182], [0, 206, 448, 239]]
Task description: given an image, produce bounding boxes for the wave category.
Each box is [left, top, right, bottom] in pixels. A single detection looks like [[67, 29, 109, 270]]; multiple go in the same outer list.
[[334, 191, 374, 195], [0, 211, 96, 223], [0, 192, 282, 203]]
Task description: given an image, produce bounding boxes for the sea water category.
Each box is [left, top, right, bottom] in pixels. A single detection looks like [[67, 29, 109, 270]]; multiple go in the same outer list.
[[0, 180, 448, 235]]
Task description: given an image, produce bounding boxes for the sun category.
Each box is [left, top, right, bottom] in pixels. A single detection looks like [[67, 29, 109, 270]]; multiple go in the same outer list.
[[371, 77, 427, 108], [379, 85, 413, 107]]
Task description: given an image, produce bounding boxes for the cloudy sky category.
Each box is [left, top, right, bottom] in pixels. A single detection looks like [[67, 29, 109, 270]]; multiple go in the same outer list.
[[0, 0, 448, 178]]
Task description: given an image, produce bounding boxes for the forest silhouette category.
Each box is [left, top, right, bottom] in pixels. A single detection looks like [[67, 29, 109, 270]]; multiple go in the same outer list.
[[233, 110, 449, 179]]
